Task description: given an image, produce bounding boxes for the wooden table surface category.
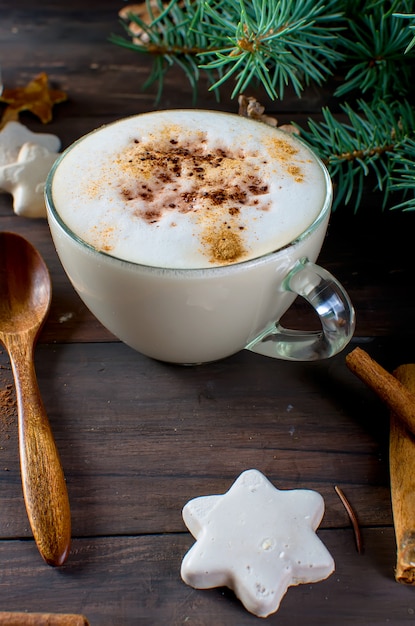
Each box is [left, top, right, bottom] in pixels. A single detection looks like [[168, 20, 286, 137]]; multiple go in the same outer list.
[[1, 3, 415, 624]]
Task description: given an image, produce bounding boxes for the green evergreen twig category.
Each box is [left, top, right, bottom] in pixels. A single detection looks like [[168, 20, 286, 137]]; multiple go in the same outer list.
[[394, 11, 415, 51], [111, 0, 415, 213], [111, 0, 346, 101], [335, 6, 413, 99], [299, 100, 415, 212], [389, 137, 415, 210], [197, 0, 345, 100]]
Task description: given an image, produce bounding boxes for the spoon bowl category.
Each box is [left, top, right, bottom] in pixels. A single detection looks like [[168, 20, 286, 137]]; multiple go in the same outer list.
[[0, 231, 71, 566], [0, 232, 51, 335]]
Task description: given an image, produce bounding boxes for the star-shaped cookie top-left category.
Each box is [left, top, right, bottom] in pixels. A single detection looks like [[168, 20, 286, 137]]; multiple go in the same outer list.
[[0, 142, 59, 217], [0, 121, 61, 167], [181, 469, 335, 618], [0, 72, 67, 127]]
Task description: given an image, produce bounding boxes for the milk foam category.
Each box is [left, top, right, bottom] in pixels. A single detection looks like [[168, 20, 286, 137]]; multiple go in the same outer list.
[[51, 110, 329, 269]]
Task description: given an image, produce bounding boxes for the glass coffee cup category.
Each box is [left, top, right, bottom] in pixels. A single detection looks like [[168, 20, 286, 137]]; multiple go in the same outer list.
[[45, 110, 355, 364]]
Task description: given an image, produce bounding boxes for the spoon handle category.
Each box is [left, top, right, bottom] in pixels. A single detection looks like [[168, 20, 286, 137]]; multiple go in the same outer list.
[[8, 334, 71, 566]]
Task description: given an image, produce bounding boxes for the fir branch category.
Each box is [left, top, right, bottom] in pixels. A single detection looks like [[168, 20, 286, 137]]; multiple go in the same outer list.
[[298, 99, 415, 212], [393, 11, 415, 52], [111, 0, 346, 101], [198, 0, 345, 99], [111, 0, 221, 99], [111, 1, 415, 213], [389, 136, 415, 211], [335, 6, 414, 100]]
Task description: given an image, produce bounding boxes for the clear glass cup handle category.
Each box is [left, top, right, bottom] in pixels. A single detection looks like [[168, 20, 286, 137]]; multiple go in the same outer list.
[[246, 257, 356, 361]]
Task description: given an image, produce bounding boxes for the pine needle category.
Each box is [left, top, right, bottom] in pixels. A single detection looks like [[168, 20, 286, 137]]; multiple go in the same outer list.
[[110, 0, 415, 213]]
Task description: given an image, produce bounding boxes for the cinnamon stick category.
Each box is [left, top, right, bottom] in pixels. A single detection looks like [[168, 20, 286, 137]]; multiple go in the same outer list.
[[390, 364, 415, 585], [345, 347, 415, 436], [0, 613, 89, 625]]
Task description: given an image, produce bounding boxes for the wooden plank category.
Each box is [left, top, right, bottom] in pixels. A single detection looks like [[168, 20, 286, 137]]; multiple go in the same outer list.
[[1, 340, 408, 538], [0, 529, 412, 625]]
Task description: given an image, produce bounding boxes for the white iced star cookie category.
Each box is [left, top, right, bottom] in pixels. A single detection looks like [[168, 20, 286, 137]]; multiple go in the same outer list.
[[181, 469, 334, 618], [0, 142, 59, 217], [0, 120, 61, 167]]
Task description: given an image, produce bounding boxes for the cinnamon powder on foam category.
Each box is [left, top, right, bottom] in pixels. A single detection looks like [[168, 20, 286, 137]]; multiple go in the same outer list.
[[95, 128, 306, 266], [203, 225, 246, 264]]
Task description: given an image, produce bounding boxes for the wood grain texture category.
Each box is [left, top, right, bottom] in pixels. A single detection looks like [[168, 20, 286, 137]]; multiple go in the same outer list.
[[1, 341, 394, 537], [0, 613, 88, 625], [0, 530, 414, 626], [1, 1, 415, 622]]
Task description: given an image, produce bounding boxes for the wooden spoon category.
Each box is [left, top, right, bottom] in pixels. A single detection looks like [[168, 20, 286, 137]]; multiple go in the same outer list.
[[0, 231, 71, 566]]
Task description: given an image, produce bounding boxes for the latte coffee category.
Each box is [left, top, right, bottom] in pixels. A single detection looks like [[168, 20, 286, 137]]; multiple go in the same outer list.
[[50, 110, 326, 269], [46, 110, 354, 363]]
